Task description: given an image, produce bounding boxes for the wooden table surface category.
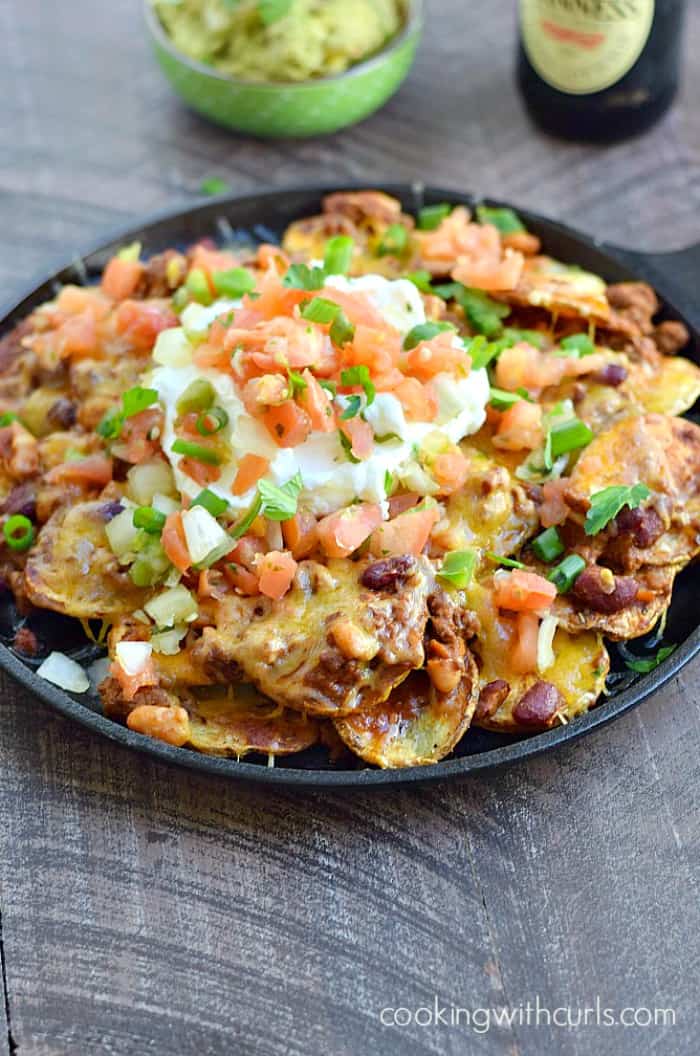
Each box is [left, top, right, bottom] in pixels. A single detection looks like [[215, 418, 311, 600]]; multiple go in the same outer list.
[[1, 2, 699, 1053]]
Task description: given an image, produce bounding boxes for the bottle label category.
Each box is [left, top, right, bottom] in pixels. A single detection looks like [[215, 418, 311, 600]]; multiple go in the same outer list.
[[520, 0, 655, 95]]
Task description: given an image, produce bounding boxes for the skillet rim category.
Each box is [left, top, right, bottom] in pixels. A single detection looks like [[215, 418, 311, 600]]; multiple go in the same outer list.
[[1, 181, 698, 788]]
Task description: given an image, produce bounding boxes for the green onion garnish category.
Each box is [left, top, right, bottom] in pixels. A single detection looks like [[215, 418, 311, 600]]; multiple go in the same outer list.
[[377, 223, 409, 257], [489, 387, 522, 411], [176, 379, 215, 416], [323, 236, 354, 276], [531, 527, 565, 563], [329, 310, 355, 347], [196, 407, 229, 436], [185, 268, 213, 306], [3, 514, 34, 552], [437, 550, 477, 589], [557, 333, 595, 357], [133, 507, 167, 535], [404, 270, 434, 293], [403, 321, 455, 351], [212, 267, 256, 299], [287, 370, 307, 397], [624, 644, 676, 674], [301, 297, 341, 325], [434, 283, 510, 337], [340, 365, 375, 406], [549, 418, 593, 458], [0, 413, 18, 428], [171, 440, 222, 465], [418, 203, 451, 231], [487, 552, 527, 570], [476, 205, 525, 234], [191, 488, 229, 517], [122, 387, 159, 419], [340, 395, 363, 420], [548, 554, 586, 593]]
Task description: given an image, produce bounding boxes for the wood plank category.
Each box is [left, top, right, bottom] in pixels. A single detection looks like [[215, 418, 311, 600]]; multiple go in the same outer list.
[[0, 0, 699, 1053]]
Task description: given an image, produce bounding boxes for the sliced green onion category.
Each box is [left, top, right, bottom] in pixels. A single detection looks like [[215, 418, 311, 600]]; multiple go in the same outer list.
[[96, 407, 123, 440], [171, 439, 222, 465], [196, 407, 229, 436], [403, 321, 455, 351], [489, 387, 522, 411], [340, 395, 362, 420], [487, 552, 526, 570], [122, 386, 159, 419], [191, 488, 229, 517], [3, 514, 34, 552], [212, 267, 256, 299], [435, 283, 510, 337], [185, 268, 213, 306], [176, 379, 215, 416], [437, 549, 477, 589], [287, 370, 307, 397], [0, 412, 17, 428], [338, 429, 360, 464], [550, 418, 593, 458], [557, 333, 595, 357], [418, 203, 451, 231], [468, 336, 502, 371], [502, 327, 547, 349], [624, 644, 676, 674], [301, 297, 340, 324], [329, 310, 355, 347], [404, 270, 434, 294], [133, 507, 167, 535], [323, 236, 354, 276], [532, 527, 565, 563], [231, 495, 263, 541], [340, 364, 375, 406], [548, 554, 586, 593], [377, 223, 409, 257], [476, 205, 525, 235]]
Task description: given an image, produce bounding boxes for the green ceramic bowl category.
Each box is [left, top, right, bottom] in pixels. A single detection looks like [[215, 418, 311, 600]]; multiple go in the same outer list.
[[144, 1, 423, 139]]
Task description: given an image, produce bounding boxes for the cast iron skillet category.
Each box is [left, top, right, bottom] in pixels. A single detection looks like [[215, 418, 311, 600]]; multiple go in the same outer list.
[[1, 184, 698, 788]]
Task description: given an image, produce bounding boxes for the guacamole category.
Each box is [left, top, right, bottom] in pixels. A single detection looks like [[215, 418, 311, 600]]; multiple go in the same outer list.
[[153, 0, 406, 82]]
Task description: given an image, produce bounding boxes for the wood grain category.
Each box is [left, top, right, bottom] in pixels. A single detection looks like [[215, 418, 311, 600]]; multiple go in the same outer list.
[[1, 1, 699, 1054]]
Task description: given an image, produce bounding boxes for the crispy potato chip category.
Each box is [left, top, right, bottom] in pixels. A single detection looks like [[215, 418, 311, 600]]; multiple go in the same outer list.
[[188, 685, 318, 758], [335, 652, 479, 768], [507, 256, 611, 321], [552, 563, 679, 641], [626, 355, 700, 417]]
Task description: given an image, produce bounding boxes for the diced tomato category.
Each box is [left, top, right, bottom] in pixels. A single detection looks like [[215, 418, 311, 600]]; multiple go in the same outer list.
[[229, 535, 266, 572], [232, 277, 307, 327], [282, 511, 319, 559], [193, 343, 230, 370], [370, 504, 440, 557], [338, 416, 374, 460], [102, 257, 145, 301], [110, 657, 158, 702], [257, 550, 298, 600], [404, 331, 471, 381], [179, 457, 222, 486], [114, 300, 177, 354], [453, 245, 524, 292], [317, 503, 383, 559], [540, 478, 570, 528], [242, 374, 290, 415], [223, 562, 260, 595], [393, 377, 438, 421], [494, 342, 542, 392], [492, 569, 557, 612], [58, 311, 99, 359], [432, 449, 469, 494], [261, 401, 312, 448], [345, 324, 401, 375], [56, 285, 111, 320], [45, 454, 113, 486], [232, 453, 269, 496], [298, 370, 335, 432], [162, 512, 191, 573], [118, 408, 162, 464], [256, 243, 289, 273], [388, 492, 421, 517], [493, 400, 543, 451], [511, 612, 540, 674], [319, 288, 390, 331]]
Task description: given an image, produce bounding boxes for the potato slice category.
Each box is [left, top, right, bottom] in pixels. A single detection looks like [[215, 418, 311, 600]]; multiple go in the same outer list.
[[188, 685, 318, 759], [335, 653, 479, 768], [507, 256, 611, 321], [626, 355, 700, 417], [25, 500, 147, 619], [552, 563, 679, 642]]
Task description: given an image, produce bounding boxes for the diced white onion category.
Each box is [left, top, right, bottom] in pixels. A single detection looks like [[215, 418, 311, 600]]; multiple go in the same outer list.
[[181, 505, 231, 565], [87, 656, 111, 689], [151, 625, 188, 656], [153, 327, 193, 367], [105, 507, 139, 558], [37, 652, 90, 693], [537, 615, 558, 674], [115, 640, 153, 677], [152, 492, 179, 516], [144, 585, 198, 629], [127, 460, 176, 505]]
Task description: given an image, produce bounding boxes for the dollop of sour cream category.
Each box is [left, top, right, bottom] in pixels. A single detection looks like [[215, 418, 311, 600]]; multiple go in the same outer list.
[[149, 274, 489, 517]]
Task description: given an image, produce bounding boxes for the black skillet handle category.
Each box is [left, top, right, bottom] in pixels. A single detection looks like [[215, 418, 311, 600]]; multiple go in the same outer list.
[[602, 241, 700, 331]]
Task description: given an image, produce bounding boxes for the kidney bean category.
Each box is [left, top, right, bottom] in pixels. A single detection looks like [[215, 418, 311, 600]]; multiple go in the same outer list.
[[361, 555, 416, 591], [99, 500, 124, 522], [615, 506, 664, 548], [47, 397, 77, 429], [476, 679, 510, 720], [593, 364, 628, 387], [0, 483, 36, 520], [512, 681, 563, 727], [572, 565, 639, 613]]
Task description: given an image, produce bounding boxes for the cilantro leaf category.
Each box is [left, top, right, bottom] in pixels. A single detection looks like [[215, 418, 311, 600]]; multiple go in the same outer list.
[[340, 395, 363, 420], [258, 472, 303, 522], [403, 270, 434, 294], [584, 483, 652, 536], [283, 263, 326, 291], [434, 283, 510, 337], [403, 321, 455, 351], [338, 429, 360, 464]]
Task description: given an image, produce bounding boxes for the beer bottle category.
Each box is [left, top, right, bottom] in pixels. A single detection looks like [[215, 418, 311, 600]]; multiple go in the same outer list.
[[517, 0, 686, 141]]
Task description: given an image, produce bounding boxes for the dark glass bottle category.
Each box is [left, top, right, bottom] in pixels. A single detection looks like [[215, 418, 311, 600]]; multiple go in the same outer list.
[[517, 0, 685, 142]]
